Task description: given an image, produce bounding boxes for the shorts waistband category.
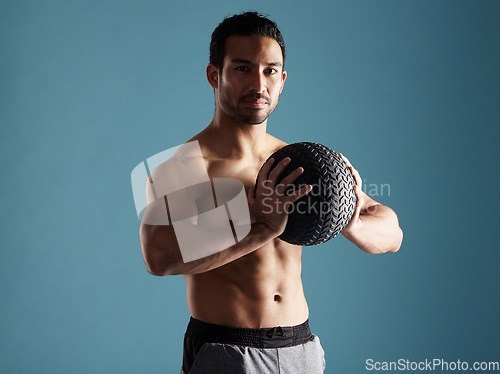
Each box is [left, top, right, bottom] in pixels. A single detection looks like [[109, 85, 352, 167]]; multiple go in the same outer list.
[[185, 317, 313, 348]]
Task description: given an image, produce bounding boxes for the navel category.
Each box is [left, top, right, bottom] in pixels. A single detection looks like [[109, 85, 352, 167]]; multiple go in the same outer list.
[[273, 294, 282, 302]]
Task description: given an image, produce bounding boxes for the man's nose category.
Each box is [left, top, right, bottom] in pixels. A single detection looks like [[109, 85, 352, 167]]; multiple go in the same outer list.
[[248, 71, 266, 93]]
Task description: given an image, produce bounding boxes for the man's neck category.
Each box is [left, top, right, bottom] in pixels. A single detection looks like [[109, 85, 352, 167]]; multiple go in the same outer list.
[[204, 113, 269, 161]]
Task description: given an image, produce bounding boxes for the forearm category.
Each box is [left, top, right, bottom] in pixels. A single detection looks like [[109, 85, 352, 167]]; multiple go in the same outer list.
[[176, 223, 276, 274], [342, 204, 403, 254], [140, 222, 275, 276]]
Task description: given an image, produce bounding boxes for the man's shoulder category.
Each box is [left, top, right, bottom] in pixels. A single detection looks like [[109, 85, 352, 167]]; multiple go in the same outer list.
[[266, 133, 288, 154], [147, 140, 208, 192]]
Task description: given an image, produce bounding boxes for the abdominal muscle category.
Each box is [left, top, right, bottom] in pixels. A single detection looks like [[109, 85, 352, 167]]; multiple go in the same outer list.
[[184, 238, 309, 329]]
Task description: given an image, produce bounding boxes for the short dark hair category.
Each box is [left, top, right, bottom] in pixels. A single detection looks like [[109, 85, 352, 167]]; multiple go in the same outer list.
[[210, 11, 286, 71]]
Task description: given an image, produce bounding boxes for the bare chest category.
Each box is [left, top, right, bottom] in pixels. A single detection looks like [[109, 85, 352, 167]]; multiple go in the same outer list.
[[206, 158, 263, 191]]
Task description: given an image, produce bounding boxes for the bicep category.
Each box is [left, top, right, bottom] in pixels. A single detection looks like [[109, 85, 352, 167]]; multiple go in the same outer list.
[[144, 159, 199, 224]]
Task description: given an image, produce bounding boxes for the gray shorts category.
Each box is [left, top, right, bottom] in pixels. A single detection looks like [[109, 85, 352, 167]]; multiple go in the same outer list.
[[181, 317, 326, 374]]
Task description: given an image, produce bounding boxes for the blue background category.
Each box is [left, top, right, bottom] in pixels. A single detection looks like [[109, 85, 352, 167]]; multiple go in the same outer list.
[[1, 0, 499, 372]]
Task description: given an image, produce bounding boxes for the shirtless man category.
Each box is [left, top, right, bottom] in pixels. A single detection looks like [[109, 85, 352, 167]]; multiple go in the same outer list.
[[139, 12, 403, 374]]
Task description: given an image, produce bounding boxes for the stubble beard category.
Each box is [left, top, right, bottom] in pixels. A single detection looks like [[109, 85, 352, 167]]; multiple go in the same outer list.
[[218, 81, 279, 125]]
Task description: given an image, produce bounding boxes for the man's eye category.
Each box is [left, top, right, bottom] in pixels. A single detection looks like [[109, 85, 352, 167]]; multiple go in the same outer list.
[[265, 68, 278, 75], [236, 66, 248, 71]]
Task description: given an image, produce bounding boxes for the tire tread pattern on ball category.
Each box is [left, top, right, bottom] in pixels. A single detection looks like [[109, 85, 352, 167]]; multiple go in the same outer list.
[[261, 142, 357, 246]]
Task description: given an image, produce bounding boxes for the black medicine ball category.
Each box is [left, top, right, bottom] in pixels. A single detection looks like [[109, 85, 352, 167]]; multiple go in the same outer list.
[[258, 142, 357, 246]]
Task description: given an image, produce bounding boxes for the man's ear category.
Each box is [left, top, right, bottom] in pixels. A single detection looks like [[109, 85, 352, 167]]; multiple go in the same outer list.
[[279, 70, 287, 94], [206, 64, 219, 89]]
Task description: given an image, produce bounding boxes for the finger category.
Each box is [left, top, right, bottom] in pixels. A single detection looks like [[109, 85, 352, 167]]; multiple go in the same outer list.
[[268, 157, 291, 185], [339, 153, 352, 168], [247, 186, 255, 203], [286, 183, 312, 203], [353, 185, 364, 216], [256, 158, 275, 196], [351, 167, 362, 189], [276, 166, 304, 195], [342, 184, 364, 230], [283, 200, 292, 213], [259, 157, 275, 179]]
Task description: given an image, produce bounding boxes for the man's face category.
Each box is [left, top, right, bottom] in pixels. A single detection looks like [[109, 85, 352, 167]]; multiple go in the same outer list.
[[214, 35, 287, 125]]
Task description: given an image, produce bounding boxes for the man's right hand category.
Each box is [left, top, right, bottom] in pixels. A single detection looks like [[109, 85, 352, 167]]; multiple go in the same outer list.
[[247, 157, 312, 237]]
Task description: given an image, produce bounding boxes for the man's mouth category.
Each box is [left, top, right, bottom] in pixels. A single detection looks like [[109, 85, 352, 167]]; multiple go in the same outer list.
[[241, 98, 268, 107]]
